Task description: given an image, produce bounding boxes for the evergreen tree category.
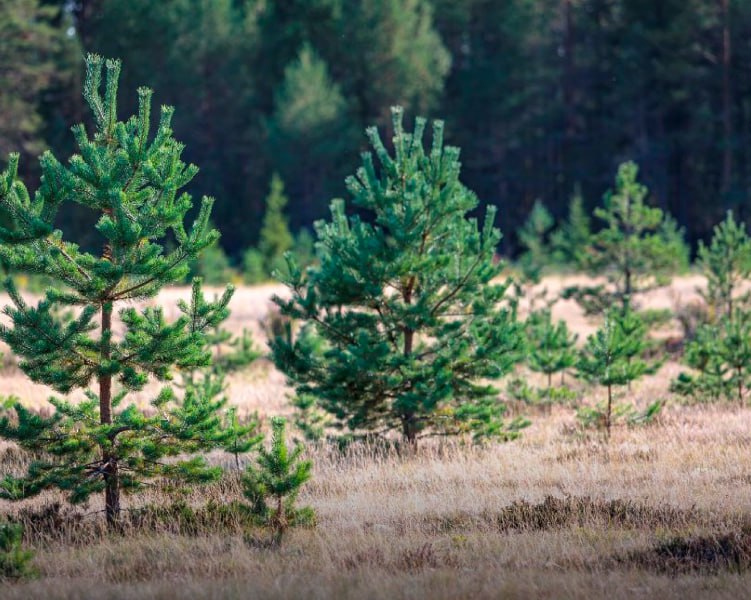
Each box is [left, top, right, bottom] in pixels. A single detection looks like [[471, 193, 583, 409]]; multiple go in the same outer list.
[[577, 162, 687, 310], [551, 188, 592, 268], [526, 309, 578, 390], [268, 45, 355, 229], [697, 211, 751, 320], [518, 200, 554, 282], [576, 309, 650, 438], [272, 107, 527, 446], [0, 55, 241, 527], [242, 417, 314, 542], [0, 522, 34, 580], [258, 173, 294, 276], [0, 0, 77, 164], [673, 310, 751, 405]]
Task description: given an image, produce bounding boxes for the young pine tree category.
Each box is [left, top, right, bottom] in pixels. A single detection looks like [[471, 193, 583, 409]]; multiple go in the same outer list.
[[0, 55, 241, 527], [526, 310, 578, 390], [518, 200, 554, 282], [577, 162, 687, 310], [576, 309, 650, 438], [258, 173, 294, 277], [673, 310, 751, 405], [0, 522, 34, 580], [696, 211, 751, 320], [551, 187, 592, 269], [272, 107, 527, 446], [242, 417, 313, 542]]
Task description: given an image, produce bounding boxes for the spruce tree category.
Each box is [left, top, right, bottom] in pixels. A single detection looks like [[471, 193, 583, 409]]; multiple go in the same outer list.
[[577, 162, 687, 310], [258, 173, 294, 276], [272, 107, 526, 445], [526, 309, 578, 390], [0, 55, 241, 527], [576, 309, 650, 438]]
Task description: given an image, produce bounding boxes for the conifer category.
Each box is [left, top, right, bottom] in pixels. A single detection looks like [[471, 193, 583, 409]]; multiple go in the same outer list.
[[526, 310, 578, 390], [0, 522, 34, 580], [673, 311, 751, 405], [696, 211, 751, 320], [272, 107, 526, 445], [551, 188, 592, 268], [578, 162, 687, 310], [518, 200, 554, 282], [242, 417, 313, 542], [576, 309, 650, 437], [0, 55, 241, 527], [258, 173, 294, 276]]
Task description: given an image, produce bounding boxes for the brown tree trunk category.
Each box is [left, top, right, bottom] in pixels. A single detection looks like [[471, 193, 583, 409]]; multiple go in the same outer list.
[[100, 301, 120, 528], [606, 384, 612, 440]]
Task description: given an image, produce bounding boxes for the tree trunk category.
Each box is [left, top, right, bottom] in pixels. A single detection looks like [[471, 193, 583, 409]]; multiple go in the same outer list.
[[606, 384, 612, 440], [721, 0, 733, 192], [737, 365, 744, 407], [100, 301, 120, 528]]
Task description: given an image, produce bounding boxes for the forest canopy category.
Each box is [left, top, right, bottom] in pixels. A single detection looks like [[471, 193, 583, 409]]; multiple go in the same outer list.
[[3, 0, 750, 258]]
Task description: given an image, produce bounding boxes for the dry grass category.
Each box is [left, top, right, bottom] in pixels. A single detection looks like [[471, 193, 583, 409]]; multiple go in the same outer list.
[[2, 276, 751, 599]]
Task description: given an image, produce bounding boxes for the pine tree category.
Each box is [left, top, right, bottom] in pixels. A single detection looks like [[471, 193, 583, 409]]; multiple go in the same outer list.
[[526, 309, 578, 390], [673, 310, 751, 405], [0, 55, 241, 527], [242, 417, 313, 542], [258, 173, 294, 276], [697, 210, 751, 320], [268, 44, 355, 229], [272, 107, 527, 446], [0, 522, 34, 580], [518, 200, 554, 282], [583, 162, 687, 309], [576, 309, 650, 438], [551, 188, 592, 268], [0, 0, 78, 162]]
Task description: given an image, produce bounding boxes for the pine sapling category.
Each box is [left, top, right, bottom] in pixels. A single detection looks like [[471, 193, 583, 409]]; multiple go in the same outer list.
[[526, 309, 578, 390], [242, 417, 314, 543], [576, 310, 650, 438], [567, 162, 686, 313], [697, 210, 751, 320], [0, 522, 34, 580]]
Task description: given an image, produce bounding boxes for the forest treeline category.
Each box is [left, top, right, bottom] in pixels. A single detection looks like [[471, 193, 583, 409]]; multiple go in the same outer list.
[[4, 0, 751, 257]]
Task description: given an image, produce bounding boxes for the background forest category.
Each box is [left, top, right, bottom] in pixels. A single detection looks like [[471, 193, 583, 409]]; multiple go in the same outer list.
[[4, 0, 751, 260]]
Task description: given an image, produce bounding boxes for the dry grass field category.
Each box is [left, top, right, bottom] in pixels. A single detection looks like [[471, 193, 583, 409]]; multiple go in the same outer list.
[[2, 276, 751, 599]]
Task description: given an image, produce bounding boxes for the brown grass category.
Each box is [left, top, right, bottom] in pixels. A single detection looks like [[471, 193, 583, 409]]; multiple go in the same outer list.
[[2, 276, 751, 599]]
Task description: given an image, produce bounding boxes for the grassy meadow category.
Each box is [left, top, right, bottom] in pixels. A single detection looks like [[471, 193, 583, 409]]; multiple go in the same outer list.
[[1, 275, 751, 599]]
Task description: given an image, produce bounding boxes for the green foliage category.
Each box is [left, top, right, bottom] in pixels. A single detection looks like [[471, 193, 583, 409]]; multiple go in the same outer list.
[[272, 107, 527, 445], [258, 173, 294, 275], [576, 307, 652, 437], [518, 201, 554, 282], [696, 211, 751, 320], [242, 248, 267, 284], [672, 311, 751, 405], [526, 309, 578, 389], [576, 399, 663, 431], [582, 162, 687, 309], [188, 240, 235, 286], [551, 188, 592, 268], [242, 417, 314, 541], [0, 0, 78, 161], [0, 55, 241, 525], [0, 521, 35, 580]]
